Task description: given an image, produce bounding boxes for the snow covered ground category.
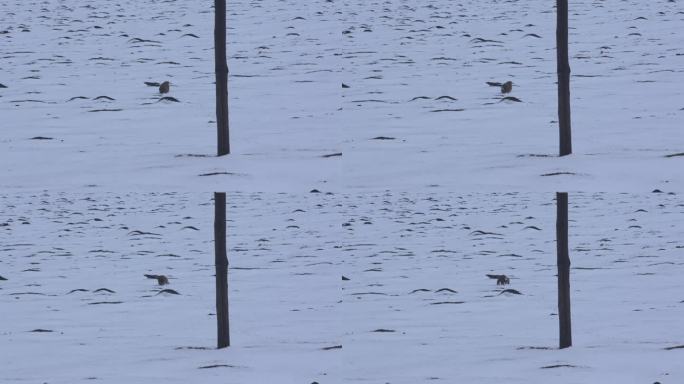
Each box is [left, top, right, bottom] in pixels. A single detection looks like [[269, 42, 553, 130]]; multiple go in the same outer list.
[[341, 191, 683, 383], [1, 192, 341, 383], [1, 0, 682, 191], [340, 0, 684, 191], [1, 192, 683, 383], [1, 0, 683, 382], [1, 0, 340, 191]]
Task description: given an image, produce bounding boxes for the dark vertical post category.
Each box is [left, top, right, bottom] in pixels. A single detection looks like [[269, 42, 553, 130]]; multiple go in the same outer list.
[[214, 0, 230, 156], [214, 192, 230, 348], [556, 192, 572, 349], [556, 0, 572, 156]]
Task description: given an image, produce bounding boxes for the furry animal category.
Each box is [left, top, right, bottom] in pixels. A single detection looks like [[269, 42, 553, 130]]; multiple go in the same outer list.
[[159, 81, 170, 94], [144, 274, 169, 285], [501, 81, 513, 94]]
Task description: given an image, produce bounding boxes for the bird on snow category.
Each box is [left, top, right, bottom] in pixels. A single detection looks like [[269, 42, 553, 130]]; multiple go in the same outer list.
[[486, 274, 510, 285], [159, 81, 170, 94], [144, 274, 169, 285], [501, 81, 513, 94]]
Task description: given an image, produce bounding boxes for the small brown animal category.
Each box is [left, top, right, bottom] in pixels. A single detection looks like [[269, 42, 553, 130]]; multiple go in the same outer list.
[[159, 81, 170, 94], [144, 274, 169, 285], [501, 81, 513, 94]]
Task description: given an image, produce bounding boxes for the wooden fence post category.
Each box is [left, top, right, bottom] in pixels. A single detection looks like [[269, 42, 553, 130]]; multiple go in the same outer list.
[[214, 0, 230, 156], [557, 0, 572, 156], [214, 192, 230, 348], [556, 192, 572, 348]]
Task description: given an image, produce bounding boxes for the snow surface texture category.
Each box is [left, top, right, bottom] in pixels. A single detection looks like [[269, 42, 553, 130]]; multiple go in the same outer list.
[[1, 0, 682, 191], [1, 192, 340, 384], [1, 0, 339, 191], [1, 192, 683, 383], [341, 0, 684, 191]]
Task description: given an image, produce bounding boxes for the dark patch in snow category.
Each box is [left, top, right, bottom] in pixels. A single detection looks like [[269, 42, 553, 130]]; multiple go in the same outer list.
[[517, 346, 552, 350], [499, 96, 522, 102], [128, 37, 161, 44], [470, 37, 503, 44], [127, 230, 161, 236], [156, 289, 180, 295], [430, 108, 464, 112], [67, 289, 89, 294], [88, 108, 123, 112], [157, 96, 180, 103], [175, 154, 212, 158], [10, 99, 55, 104], [198, 172, 238, 177], [470, 230, 503, 236], [321, 152, 342, 158], [664, 345, 684, 350], [175, 346, 210, 350], [410, 288, 431, 294], [541, 364, 576, 369], [321, 345, 342, 350], [498, 289, 523, 295], [517, 154, 553, 158], [352, 292, 387, 296]]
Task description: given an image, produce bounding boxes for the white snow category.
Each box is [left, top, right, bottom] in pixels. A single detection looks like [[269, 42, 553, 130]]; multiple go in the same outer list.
[[341, 191, 683, 383], [1, 0, 682, 191], [2, 0, 683, 382], [1, 192, 683, 383], [1, 192, 340, 383]]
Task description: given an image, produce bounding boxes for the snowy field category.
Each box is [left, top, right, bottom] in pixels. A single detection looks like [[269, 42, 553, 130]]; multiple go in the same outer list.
[[0, 192, 341, 384], [341, 0, 684, 191], [341, 191, 683, 383], [1, 0, 683, 191], [2, 192, 683, 383], [1, 0, 339, 191]]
